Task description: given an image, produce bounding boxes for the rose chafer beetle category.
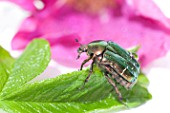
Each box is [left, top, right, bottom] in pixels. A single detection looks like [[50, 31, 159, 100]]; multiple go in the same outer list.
[[76, 40, 140, 100]]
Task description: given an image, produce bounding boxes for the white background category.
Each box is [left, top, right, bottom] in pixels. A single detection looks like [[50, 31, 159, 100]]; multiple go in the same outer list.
[[0, 0, 170, 113]]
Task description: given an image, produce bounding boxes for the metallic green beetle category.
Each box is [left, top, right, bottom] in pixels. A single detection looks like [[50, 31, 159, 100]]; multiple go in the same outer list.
[[76, 40, 140, 100]]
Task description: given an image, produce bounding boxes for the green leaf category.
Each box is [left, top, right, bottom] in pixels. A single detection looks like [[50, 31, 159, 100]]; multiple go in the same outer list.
[[127, 45, 141, 59], [0, 46, 15, 72], [0, 39, 51, 98], [0, 65, 8, 93], [137, 72, 150, 88], [0, 68, 151, 113], [127, 45, 141, 53], [0, 39, 151, 113], [0, 46, 14, 92]]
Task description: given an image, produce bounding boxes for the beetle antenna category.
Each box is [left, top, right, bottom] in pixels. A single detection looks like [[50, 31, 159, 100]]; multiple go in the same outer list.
[[77, 54, 80, 59], [75, 38, 79, 42], [75, 38, 82, 45]]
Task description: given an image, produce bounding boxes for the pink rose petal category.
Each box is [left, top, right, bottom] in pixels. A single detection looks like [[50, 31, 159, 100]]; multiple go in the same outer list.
[[11, 0, 170, 68], [124, 0, 170, 29]]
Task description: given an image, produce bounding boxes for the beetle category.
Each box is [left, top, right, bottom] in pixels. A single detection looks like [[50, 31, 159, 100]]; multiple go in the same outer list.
[[76, 40, 140, 100]]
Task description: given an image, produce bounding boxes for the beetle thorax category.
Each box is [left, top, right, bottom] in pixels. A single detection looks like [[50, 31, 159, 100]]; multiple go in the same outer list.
[[87, 41, 107, 56], [87, 45, 105, 56]]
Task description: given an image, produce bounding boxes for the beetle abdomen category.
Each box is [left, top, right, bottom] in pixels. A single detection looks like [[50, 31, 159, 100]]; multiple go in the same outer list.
[[98, 61, 135, 89], [96, 49, 139, 89]]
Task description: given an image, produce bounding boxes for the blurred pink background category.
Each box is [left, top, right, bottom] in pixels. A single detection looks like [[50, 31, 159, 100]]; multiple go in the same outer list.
[[0, 0, 170, 113]]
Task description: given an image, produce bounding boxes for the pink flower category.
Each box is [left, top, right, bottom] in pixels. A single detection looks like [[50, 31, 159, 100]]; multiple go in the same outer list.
[[7, 0, 170, 68]]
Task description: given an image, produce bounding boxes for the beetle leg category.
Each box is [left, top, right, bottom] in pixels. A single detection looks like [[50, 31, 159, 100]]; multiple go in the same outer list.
[[104, 74, 122, 100], [82, 60, 95, 88], [105, 74, 129, 108], [80, 54, 93, 70], [99, 48, 106, 62]]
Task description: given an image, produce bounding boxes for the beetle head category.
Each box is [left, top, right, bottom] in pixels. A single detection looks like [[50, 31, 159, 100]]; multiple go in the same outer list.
[[77, 45, 88, 59], [75, 39, 88, 59]]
